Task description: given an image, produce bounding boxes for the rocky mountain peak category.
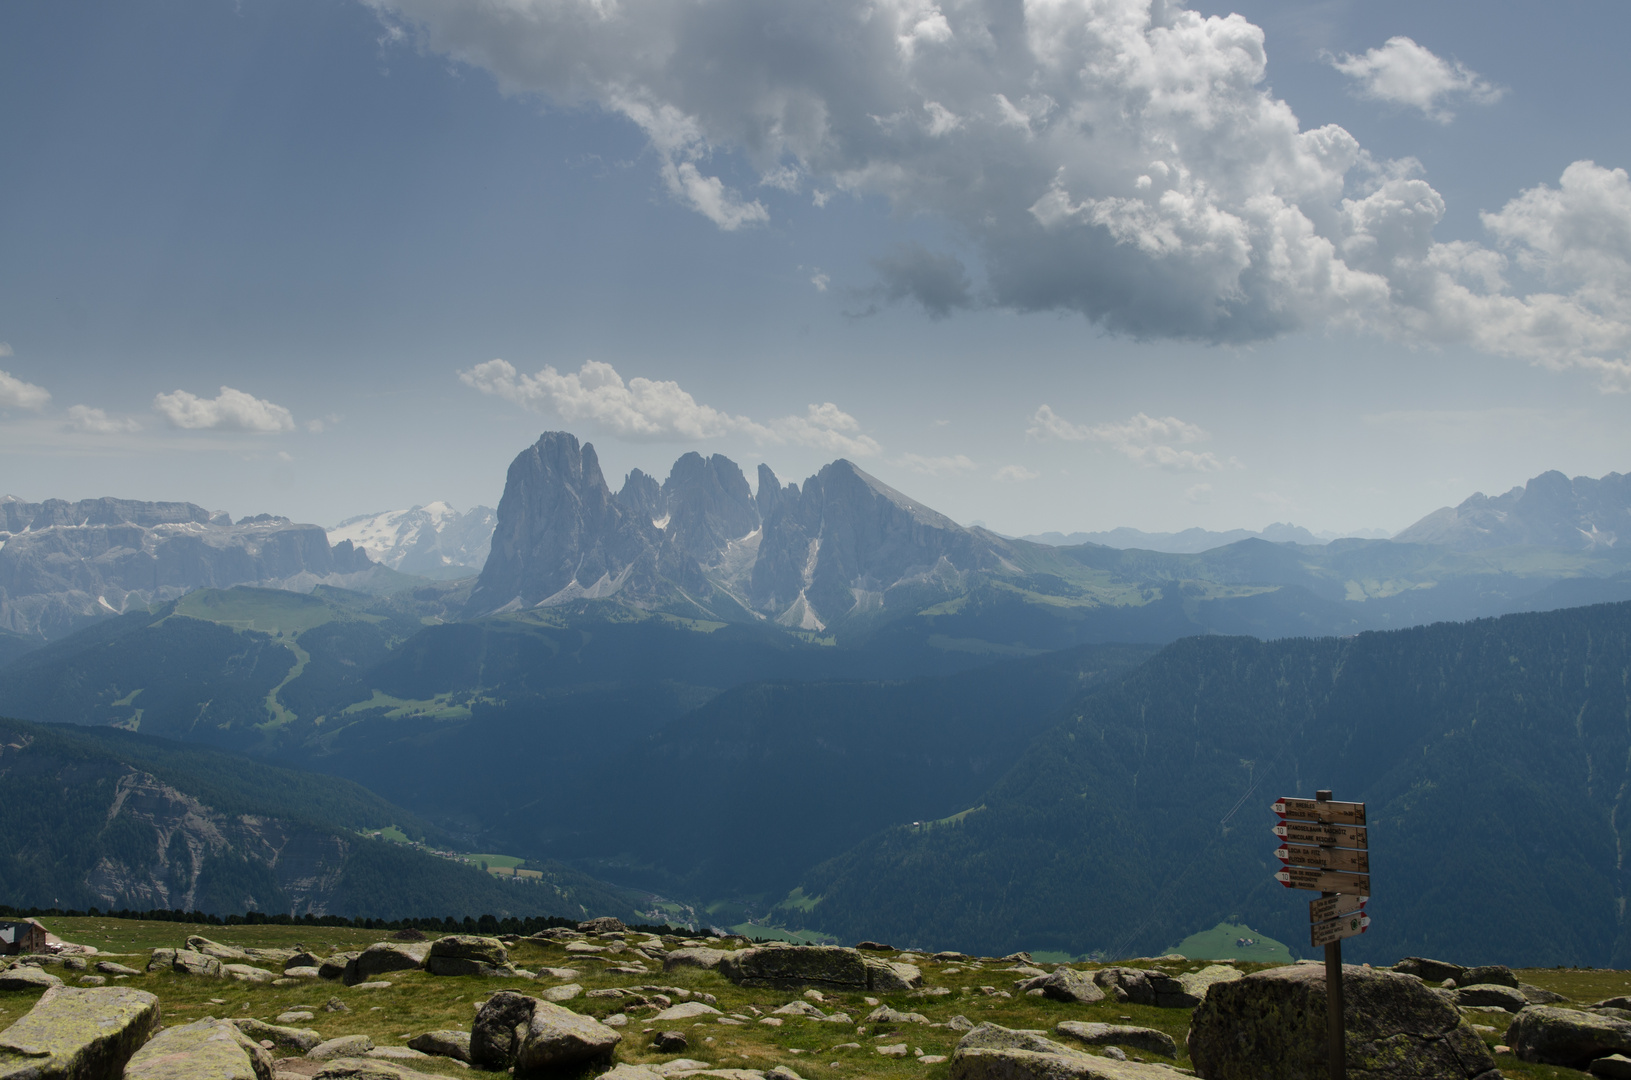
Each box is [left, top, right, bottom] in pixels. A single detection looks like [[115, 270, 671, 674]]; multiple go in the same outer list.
[[660, 453, 759, 561], [1394, 467, 1631, 551]]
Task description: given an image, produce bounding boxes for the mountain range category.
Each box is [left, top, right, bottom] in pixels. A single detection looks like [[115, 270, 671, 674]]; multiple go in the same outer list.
[[1022, 523, 1389, 552], [0, 496, 390, 640], [328, 502, 496, 578], [1395, 469, 1631, 551]]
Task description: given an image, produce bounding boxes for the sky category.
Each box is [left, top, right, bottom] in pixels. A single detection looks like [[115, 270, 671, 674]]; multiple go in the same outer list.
[[2, 0, 1629, 537]]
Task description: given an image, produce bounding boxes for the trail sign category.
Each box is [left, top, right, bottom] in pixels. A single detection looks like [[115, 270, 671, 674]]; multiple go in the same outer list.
[[1274, 821, 1368, 848], [1310, 893, 1366, 923], [1275, 844, 1370, 873], [1273, 797, 1366, 826], [1275, 865, 1371, 895], [1311, 911, 1371, 948]]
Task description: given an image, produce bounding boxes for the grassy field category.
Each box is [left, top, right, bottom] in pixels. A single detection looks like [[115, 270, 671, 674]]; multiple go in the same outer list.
[[1169, 921, 1297, 964], [0, 917, 1624, 1080]]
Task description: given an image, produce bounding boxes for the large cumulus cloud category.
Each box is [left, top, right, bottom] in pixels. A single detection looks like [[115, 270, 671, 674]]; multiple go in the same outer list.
[[367, 0, 1631, 386]]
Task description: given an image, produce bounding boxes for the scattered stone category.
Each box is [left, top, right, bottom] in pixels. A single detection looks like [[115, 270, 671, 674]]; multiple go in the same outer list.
[[0, 967, 63, 991], [230, 1020, 323, 1054], [222, 966, 278, 985], [362, 1049, 426, 1061], [758, 1019, 782, 1028], [1391, 957, 1467, 984], [76, 977, 106, 988], [282, 970, 320, 981], [317, 956, 358, 982], [1102, 1048, 1127, 1061], [652, 1003, 721, 1023], [1455, 984, 1529, 1012], [1014, 968, 1105, 1005], [125, 1017, 273, 1080], [950, 1023, 1171, 1079], [1187, 963, 1498, 1079], [537, 968, 579, 980], [1521, 984, 1567, 1005], [322, 999, 349, 1014], [919, 1056, 947, 1065], [94, 963, 141, 978], [1462, 965, 1519, 989], [1507, 1005, 1631, 1069], [578, 918, 627, 934], [540, 984, 581, 1003], [765, 1068, 803, 1080], [718, 946, 920, 993], [946, 1017, 974, 1033], [407, 1031, 470, 1063], [773, 1002, 824, 1019], [390, 930, 427, 942], [147, 950, 223, 979], [307, 1037, 376, 1061], [877, 1045, 908, 1057], [603, 1015, 627, 1028], [1591, 1054, 1631, 1079], [186, 937, 252, 963], [350, 983, 391, 992], [653, 1032, 689, 1052], [0, 985, 160, 1080], [1055, 1022, 1178, 1058], [662, 950, 730, 973], [864, 1007, 929, 1026]]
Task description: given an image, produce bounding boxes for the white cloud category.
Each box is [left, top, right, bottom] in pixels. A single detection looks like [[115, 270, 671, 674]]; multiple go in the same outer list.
[[153, 386, 296, 432], [1329, 37, 1502, 123], [811, 271, 830, 292], [1027, 406, 1236, 472], [1185, 483, 1212, 503], [369, 0, 1631, 383], [0, 370, 50, 412], [64, 405, 141, 434], [994, 464, 1039, 483], [461, 358, 881, 456], [0, 343, 12, 356], [897, 452, 977, 475]]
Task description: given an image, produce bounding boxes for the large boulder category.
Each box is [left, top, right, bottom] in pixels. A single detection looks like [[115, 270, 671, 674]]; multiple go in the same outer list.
[[1055, 1022, 1178, 1059], [146, 952, 220, 979], [1091, 968, 1193, 1008], [1187, 964, 1499, 1080], [124, 1018, 273, 1080], [949, 1023, 1175, 1080], [1507, 1005, 1631, 1068], [184, 939, 249, 963], [1455, 984, 1528, 1012], [317, 955, 358, 982], [227, 1020, 320, 1054], [0, 985, 160, 1080], [404, 1032, 468, 1063], [513, 1000, 621, 1075], [717, 946, 919, 992], [1014, 969, 1105, 1004], [218, 967, 275, 986], [342, 945, 428, 986], [661, 949, 730, 973], [424, 937, 511, 978], [1461, 965, 1518, 989], [576, 918, 626, 934], [307, 1037, 374, 1062], [468, 992, 618, 1075], [1177, 965, 1243, 1003], [0, 968, 63, 992]]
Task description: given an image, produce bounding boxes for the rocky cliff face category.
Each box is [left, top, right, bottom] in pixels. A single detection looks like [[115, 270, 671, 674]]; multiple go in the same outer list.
[[0, 498, 375, 639], [467, 432, 1007, 629], [1394, 469, 1631, 551]]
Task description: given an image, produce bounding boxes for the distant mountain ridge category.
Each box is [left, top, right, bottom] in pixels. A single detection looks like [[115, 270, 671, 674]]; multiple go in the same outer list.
[[0, 496, 385, 639], [329, 502, 496, 578], [1024, 522, 1342, 553], [469, 432, 1015, 630], [1395, 468, 1631, 551]]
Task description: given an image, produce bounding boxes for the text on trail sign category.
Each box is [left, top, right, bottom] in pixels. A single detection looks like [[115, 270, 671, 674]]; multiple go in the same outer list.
[[1311, 911, 1370, 948], [1273, 797, 1367, 826], [1274, 844, 1370, 873], [1310, 893, 1366, 924], [1275, 866, 1371, 895], [1274, 821, 1368, 848]]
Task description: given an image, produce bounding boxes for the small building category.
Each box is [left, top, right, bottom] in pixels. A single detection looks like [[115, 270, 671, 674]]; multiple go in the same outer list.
[[0, 919, 49, 956]]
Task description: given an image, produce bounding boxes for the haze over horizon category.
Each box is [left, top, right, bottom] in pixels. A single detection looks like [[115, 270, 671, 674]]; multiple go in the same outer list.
[[3, 0, 1630, 539]]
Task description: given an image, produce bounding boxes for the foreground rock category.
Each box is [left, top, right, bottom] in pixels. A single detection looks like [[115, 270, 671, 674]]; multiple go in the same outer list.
[[125, 1018, 273, 1080], [0, 985, 160, 1080], [1187, 964, 1498, 1079], [424, 937, 512, 979], [1091, 967, 1199, 1008], [471, 991, 619, 1075], [950, 1023, 1175, 1080], [1508, 1005, 1631, 1068], [717, 947, 920, 992], [0, 968, 63, 992], [342, 945, 427, 987], [308, 1037, 375, 1062], [404, 1032, 469, 1063], [1055, 1022, 1178, 1058], [228, 1020, 320, 1054], [1014, 968, 1104, 1004]]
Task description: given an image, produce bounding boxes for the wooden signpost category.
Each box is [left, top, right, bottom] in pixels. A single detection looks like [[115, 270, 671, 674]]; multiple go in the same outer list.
[[1273, 789, 1370, 1080]]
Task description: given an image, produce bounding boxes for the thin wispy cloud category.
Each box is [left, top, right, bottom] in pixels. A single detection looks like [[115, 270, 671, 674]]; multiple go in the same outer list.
[[1028, 406, 1238, 473], [461, 358, 881, 457], [64, 405, 141, 434], [896, 452, 977, 476], [1329, 37, 1503, 123]]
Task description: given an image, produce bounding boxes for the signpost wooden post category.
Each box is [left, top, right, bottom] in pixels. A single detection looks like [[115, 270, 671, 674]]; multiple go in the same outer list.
[[1272, 789, 1370, 1080]]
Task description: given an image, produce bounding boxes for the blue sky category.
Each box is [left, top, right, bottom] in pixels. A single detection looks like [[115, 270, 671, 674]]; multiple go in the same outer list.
[[2, 0, 1629, 536]]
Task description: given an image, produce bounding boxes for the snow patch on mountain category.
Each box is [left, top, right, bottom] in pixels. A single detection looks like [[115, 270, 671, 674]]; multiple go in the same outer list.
[[329, 502, 495, 577]]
